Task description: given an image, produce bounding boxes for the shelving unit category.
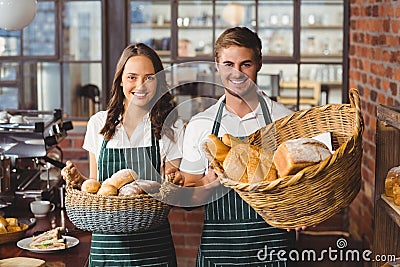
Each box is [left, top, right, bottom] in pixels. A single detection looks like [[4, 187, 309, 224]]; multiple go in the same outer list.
[[373, 105, 400, 267], [128, 0, 349, 109]]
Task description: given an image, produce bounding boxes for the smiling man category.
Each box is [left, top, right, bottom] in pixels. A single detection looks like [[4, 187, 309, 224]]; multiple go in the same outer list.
[[179, 27, 296, 266]]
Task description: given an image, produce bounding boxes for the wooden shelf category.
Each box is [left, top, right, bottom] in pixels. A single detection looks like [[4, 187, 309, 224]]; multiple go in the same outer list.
[[380, 195, 400, 228]]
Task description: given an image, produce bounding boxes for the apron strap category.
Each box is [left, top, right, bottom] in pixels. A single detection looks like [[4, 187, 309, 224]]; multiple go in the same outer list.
[[211, 94, 272, 136]]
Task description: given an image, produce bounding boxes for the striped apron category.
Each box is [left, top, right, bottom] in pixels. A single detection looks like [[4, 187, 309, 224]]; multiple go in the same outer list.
[[197, 96, 295, 267], [89, 132, 177, 267]]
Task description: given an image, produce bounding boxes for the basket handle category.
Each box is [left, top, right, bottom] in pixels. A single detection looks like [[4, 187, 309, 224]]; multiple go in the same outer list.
[[349, 88, 364, 137]]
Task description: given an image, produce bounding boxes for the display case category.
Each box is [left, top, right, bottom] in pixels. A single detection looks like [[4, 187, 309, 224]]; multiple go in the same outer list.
[[128, 0, 348, 110], [373, 105, 400, 267]]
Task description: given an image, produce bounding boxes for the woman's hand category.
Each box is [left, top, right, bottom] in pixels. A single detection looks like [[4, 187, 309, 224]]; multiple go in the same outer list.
[[165, 167, 184, 186], [61, 160, 86, 188]]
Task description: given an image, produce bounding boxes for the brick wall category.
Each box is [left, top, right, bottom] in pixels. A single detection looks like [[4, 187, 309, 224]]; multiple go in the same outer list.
[[348, 1, 400, 250]]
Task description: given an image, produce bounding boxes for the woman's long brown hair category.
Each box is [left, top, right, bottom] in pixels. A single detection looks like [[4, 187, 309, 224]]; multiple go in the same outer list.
[[100, 43, 178, 141]]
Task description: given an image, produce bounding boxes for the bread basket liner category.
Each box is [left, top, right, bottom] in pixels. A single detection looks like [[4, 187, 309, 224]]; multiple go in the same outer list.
[[65, 180, 173, 233], [204, 88, 364, 229], [0, 223, 29, 245]]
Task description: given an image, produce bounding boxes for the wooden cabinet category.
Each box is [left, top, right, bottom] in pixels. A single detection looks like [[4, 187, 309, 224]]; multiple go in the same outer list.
[[373, 105, 400, 267]]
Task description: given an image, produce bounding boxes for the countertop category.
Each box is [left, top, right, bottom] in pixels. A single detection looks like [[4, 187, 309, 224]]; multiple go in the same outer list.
[[0, 204, 91, 267]]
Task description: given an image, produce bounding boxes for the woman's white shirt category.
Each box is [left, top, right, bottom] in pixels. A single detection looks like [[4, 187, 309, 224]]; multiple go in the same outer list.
[[83, 111, 185, 171]]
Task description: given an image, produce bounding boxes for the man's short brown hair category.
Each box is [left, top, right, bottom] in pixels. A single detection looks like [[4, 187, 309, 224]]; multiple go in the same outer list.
[[214, 27, 262, 62]]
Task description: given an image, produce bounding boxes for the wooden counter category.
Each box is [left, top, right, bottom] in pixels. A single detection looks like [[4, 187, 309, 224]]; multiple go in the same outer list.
[[0, 205, 91, 267]]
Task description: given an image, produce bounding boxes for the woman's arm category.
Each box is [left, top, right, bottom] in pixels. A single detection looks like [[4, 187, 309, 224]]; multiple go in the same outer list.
[[89, 151, 98, 180]]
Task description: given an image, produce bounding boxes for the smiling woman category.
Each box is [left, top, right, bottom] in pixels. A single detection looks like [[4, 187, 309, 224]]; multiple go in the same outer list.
[[60, 43, 185, 267]]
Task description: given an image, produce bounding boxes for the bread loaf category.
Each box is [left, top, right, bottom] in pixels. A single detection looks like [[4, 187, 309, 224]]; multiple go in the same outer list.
[[97, 184, 118, 196], [81, 179, 101, 194], [223, 143, 275, 183], [273, 138, 332, 177], [223, 144, 250, 183], [103, 169, 138, 189], [206, 134, 230, 162], [222, 133, 244, 147], [385, 166, 400, 197], [118, 181, 144, 196]]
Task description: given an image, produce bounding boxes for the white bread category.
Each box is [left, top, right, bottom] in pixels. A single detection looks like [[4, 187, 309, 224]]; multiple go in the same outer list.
[[118, 181, 144, 196], [81, 179, 101, 194], [103, 169, 138, 189], [223, 144, 275, 183], [223, 143, 249, 183], [273, 138, 332, 177], [97, 184, 118, 196]]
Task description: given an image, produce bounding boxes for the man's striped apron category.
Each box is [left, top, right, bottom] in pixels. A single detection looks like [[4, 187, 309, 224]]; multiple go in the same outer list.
[[89, 133, 177, 267], [197, 96, 295, 267]]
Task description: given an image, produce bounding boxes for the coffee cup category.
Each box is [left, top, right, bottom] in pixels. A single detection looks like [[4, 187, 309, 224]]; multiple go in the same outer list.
[[30, 200, 55, 218]]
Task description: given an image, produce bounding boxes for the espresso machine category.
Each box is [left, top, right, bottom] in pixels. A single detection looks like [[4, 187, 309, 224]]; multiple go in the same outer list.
[[0, 109, 73, 209]]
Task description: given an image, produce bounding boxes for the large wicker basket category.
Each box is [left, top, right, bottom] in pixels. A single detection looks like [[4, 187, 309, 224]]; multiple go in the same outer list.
[[65, 181, 172, 233], [206, 88, 363, 229]]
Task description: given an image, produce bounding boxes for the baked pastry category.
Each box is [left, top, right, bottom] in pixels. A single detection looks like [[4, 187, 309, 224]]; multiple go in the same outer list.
[[273, 138, 332, 177], [103, 169, 138, 189], [385, 166, 400, 197], [97, 184, 118, 196], [81, 179, 101, 194], [6, 225, 22, 232], [223, 143, 250, 183], [206, 134, 230, 162], [118, 181, 144, 196], [0, 216, 8, 228]]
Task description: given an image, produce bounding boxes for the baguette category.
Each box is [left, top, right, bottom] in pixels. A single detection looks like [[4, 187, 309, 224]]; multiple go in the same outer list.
[[206, 134, 230, 162]]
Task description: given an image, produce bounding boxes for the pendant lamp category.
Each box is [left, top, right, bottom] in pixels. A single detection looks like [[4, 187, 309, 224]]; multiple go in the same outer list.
[[0, 0, 37, 30], [222, 3, 245, 26]]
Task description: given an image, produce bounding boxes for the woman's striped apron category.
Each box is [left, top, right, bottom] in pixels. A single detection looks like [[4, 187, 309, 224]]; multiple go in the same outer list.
[[89, 132, 177, 267], [196, 96, 295, 267]]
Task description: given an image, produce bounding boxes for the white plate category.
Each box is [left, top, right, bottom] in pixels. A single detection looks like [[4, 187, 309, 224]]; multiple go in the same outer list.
[[17, 236, 79, 253]]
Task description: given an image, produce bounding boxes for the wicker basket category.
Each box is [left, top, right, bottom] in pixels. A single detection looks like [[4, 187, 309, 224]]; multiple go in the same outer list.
[[65, 181, 172, 233], [205, 88, 363, 229], [0, 223, 29, 245]]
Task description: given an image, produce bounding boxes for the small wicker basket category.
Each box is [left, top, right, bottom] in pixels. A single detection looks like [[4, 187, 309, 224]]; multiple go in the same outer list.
[[65, 181, 172, 233], [0, 223, 29, 245], [205, 88, 364, 229]]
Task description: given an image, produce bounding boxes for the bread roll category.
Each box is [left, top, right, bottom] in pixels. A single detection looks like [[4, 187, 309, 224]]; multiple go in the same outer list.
[[104, 169, 138, 189], [81, 179, 101, 194], [118, 181, 143, 196], [135, 180, 161, 194], [97, 184, 118, 196], [206, 134, 230, 162], [385, 166, 400, 197], [273, 138, 332, 177]]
